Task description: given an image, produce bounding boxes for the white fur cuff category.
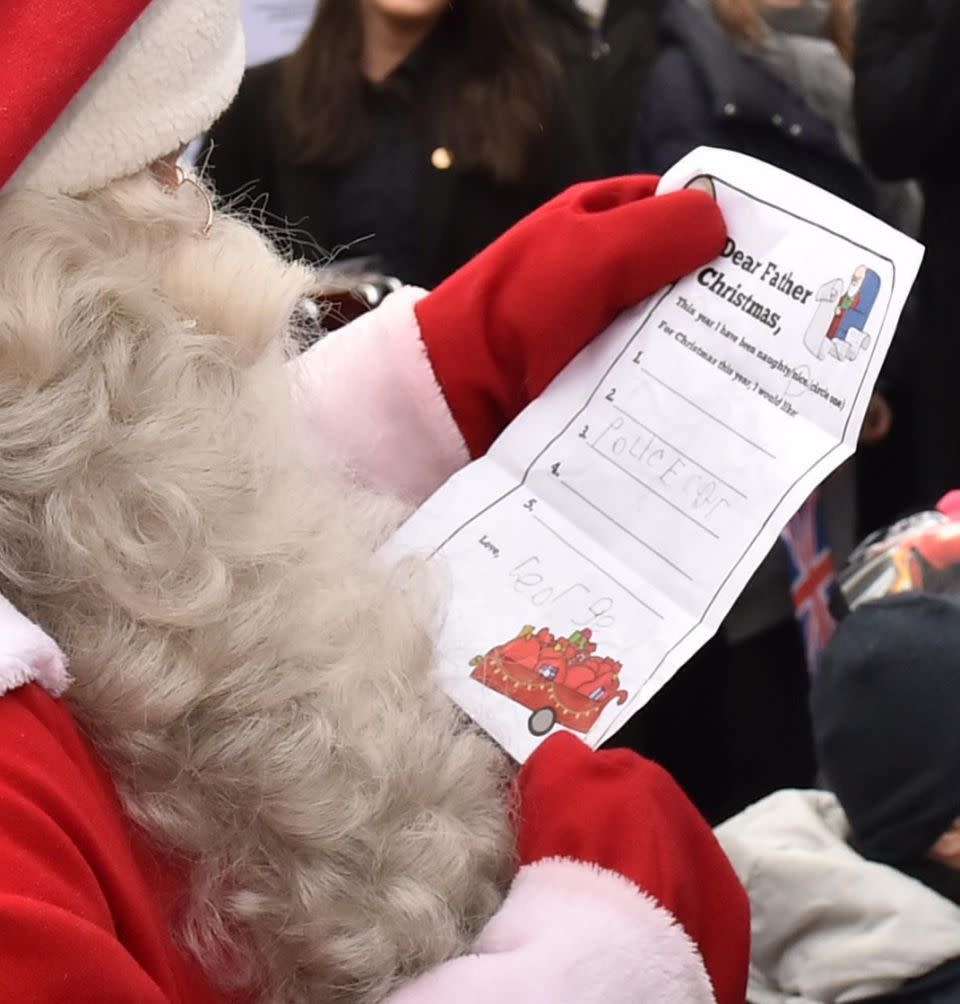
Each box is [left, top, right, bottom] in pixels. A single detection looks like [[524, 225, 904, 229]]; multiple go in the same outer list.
[[292, 286, 470, 506], [0, 594, 69, 699], [386, 857, 716, 1004]]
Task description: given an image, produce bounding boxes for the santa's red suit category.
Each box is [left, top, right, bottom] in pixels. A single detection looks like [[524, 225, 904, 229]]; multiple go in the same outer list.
[[0, 2, 749, 1002]]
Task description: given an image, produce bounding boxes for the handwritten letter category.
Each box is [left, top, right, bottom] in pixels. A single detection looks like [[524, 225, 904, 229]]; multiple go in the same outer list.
[[387, 148, 924, 762]]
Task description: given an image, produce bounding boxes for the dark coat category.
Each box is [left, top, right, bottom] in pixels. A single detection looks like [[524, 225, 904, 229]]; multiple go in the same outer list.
[[533, 0, 664, 173], [620, 0, 870, 826], [202, 54, 599, 290], [855, 0, 960, 502], [632, 0, 874, 213], [859, 957, 960, 1004]]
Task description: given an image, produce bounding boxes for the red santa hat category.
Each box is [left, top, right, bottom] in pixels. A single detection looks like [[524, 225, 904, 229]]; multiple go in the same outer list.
[[0, 0, 244, 195]]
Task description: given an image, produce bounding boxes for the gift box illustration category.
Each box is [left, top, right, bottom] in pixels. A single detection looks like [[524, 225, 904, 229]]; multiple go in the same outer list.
[[804, 265, 880, 362], [469, 626, 628, 737]]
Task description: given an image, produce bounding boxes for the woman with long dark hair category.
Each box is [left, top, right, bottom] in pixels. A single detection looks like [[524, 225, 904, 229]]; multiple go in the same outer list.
[[205, 0, 599, 288]]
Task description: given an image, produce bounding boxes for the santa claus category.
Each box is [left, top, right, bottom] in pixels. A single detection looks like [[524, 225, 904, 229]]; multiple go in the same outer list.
[[0, 2, 748, 1003]]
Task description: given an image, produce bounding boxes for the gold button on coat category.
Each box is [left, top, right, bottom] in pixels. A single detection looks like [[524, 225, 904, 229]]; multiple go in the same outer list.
[[431, 146, 453, 170]]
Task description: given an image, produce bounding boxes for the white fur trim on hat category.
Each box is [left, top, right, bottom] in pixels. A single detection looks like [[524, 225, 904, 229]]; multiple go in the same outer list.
[[7, 0, 245, 196]]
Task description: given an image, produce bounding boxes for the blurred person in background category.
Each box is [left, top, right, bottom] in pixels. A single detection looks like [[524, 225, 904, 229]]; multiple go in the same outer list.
[[855, 0, 960, 507], [621, 0, 920, 823], [533, 0, 665, 173], [204, 0, 600, 290], [717, 592, 960, 1004], [634, 0, 890, 215]]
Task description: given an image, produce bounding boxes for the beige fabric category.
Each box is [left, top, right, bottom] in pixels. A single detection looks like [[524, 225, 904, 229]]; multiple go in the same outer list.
[[716, 789, 960, 1003]]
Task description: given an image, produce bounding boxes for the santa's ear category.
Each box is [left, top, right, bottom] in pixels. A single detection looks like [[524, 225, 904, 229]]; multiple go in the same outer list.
[[930, 819, 960, 863]]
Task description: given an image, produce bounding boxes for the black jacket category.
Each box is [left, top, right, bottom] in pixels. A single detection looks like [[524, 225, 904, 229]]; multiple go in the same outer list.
[[202, 50, 599, 290], [855, 0, 960, 501], [534, 0, 664, 173], [859, 958, 960, 1004], [632, 0, 874, 213]]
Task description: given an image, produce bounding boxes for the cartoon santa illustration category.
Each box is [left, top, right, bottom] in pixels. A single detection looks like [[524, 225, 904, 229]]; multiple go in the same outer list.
[[828, 266, 876, 343], [805, 265, 881, 362]]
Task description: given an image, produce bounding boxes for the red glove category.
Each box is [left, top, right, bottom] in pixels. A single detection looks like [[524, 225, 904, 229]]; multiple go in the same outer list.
[[415, 176, 726, 457], [517, 732, 750, 1004]]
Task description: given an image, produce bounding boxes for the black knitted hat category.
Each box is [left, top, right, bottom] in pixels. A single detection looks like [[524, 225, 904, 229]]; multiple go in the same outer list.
[[811, 592, 960, 864]]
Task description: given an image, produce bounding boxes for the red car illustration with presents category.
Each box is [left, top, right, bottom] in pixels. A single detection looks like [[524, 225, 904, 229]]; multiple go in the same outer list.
[[469, 625, 628, 737]]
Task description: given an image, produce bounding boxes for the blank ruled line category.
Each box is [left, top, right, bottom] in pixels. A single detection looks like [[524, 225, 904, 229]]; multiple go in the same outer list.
[[587, 442, 720, 539], [613, 405, 748, 500], [642, 368, 777, 460], [532, 514, 664, 620], [560, 480, 693, 582]]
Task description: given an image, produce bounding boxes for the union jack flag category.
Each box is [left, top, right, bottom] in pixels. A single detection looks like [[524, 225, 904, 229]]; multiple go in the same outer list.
[[781, 489, 836, 672]]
